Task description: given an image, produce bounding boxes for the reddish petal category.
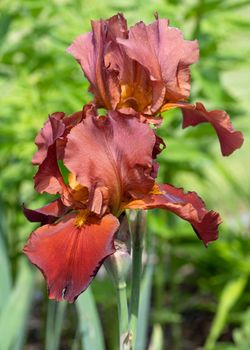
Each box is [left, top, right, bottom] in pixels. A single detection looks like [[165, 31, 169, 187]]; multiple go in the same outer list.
[[23, 213, 120, 302], [125, 184, 222, 246], [67, 18, 121, 109], [32, 114, 65, 165], [32, 110, 85, 196], [181, 102, 244, 156], [23, 198, 67, 225], [34, 145, 65, 194], [153, 134, 166, 158], [64, 110, 156, 215], [118, 18, 199, 104]]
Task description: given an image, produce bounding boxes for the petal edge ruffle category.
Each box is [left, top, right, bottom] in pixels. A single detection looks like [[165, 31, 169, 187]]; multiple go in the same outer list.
[[125, 183, 222, 246]]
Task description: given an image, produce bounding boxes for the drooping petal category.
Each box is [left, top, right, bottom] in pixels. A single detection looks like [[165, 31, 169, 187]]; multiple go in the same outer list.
[[23, 213, 120, 302], [125, 184, 222, 246], [64, 110, 156, 215], [181, 102, 244, 156], [23, 198, 68, 225], [118, 18, 199, 106]]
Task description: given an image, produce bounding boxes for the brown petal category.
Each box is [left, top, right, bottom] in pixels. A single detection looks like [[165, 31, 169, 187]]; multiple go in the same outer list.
[[67, 18, 121, 109], [23, 198, 67, 225], [181, 102, 244, 156], [118, 18, 199, 104], [23, 213, 119, 302], [64, 110, 156, 215], [32, 113, 65, 166], [125, 183, 222, 246], [34, 145, 65, 194]]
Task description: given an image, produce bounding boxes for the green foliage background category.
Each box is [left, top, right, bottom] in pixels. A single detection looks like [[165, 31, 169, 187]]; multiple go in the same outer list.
[[0, 0, 249, 349]]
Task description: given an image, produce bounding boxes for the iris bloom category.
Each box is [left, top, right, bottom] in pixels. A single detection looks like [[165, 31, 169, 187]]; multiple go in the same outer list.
[[68, 13, 243, 156], [24, 104, 221, 302]]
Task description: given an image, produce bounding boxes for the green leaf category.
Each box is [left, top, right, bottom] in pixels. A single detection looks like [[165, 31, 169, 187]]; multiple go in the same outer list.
[[76, 287, 105, 350], [205, 276, 247, 350], [0, 258, 34, 350], [135, 253, 154, 350], [0, 200, 12, 312], [45, 300, 67, 350], [148, 324, 164, 350]]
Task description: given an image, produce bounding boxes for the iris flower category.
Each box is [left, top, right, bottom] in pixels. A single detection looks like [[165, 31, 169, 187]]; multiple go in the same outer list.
[[68, 13, 243, 156], [24, 104, 221, 302]]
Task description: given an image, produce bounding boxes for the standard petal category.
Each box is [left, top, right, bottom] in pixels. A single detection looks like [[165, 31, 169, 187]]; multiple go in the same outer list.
[[181, 102, 244, 156], [23, 213, 120, 302], [23, 198, 67, 225], [64, 110, 156, 215], [125, 184, 222, 246], [67, 18, 121, 109], [118, 18, 199, 104]]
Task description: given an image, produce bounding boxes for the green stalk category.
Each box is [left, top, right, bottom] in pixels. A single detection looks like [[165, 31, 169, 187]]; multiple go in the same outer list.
[[117, 281, 129, 350], [129, 211, 146, 349], [104, 236, 131, 350]]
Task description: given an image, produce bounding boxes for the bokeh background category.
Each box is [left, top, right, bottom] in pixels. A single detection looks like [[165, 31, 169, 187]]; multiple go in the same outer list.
[[0, 0, 249, 349]]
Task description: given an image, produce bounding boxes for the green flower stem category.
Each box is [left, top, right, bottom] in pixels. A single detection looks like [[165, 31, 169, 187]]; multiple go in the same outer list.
[[104, 239, 130, 350], [117, 281, 129, 350], [129, 211, 146, 349], [130, 242, 143, 349]]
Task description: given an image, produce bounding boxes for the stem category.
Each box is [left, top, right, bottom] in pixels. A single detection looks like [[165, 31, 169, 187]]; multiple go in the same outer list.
[[129, 211, 145, 349], [117, 281, 129, 350], [104, 236, 131, 350]]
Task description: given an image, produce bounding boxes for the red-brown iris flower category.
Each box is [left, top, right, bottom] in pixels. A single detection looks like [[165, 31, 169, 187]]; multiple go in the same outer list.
[[68, 13, 243, 156], [23, 104, 221, 302]]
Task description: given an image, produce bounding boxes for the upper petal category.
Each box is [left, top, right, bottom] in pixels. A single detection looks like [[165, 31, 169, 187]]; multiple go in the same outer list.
[[125, 183, 222, 246], [181, 102, 244, 156], [23, 213, 119, 302], [118, 18, 199, 104], [67, 16, 122, 109], [64, 110, 156, 215]]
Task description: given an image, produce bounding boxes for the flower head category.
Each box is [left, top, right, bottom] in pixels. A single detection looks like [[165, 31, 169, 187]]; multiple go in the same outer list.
[[24, 104, 221, 302], [68, 13, 243, 155]]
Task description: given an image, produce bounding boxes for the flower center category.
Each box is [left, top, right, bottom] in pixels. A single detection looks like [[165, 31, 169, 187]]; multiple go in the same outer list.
[[68, 173, 89, 204], [74, 209, 89, 228], [118, 84, 152, 111]]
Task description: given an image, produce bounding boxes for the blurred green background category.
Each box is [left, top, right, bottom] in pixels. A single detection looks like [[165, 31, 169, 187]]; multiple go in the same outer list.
[[0, 0, 249, 349]]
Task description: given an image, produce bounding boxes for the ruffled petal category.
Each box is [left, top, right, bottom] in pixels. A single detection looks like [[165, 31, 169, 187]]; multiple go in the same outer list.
[[34, 145, 65, 194], [125, 184, 222, 246], [23, 213, 120, 302], [23, 198, 67, 225], [181, 102, 244, 156], [64, 110, 156, 215], [118, 18, 199, 105], [67, 17, 121, 109], [32, 110, 85, 196], [32, 113, 65, 165]]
